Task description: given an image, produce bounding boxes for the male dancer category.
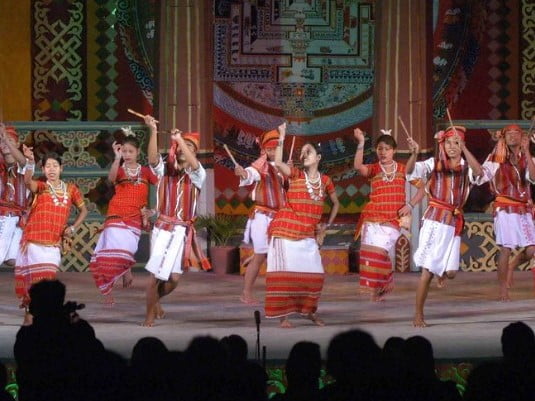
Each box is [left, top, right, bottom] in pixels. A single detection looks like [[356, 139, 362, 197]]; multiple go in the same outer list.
[[234, 124, 287, 304], [0, 124, 30, 266], [142, 116, 210, 327], [408, 126, 483, 327]]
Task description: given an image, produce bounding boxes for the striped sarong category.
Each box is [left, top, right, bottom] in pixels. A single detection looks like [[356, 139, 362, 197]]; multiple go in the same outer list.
[[15, 242, 61, 304], [265, 271, 324, 318], [359, 244, 393, 295], [89, 222, 140, 296]]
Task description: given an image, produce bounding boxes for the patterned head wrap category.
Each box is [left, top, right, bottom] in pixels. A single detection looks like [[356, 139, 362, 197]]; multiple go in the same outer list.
[[434, 125, 466, 171]]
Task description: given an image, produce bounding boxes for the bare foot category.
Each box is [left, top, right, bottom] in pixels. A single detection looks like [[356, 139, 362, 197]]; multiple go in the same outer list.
[[371, 288, 386, 302], [413, 314, 427, 327], [500, 284, 511, 302], [280, 318, 293, 328], [155, 303, 165, 319], [122, 270, 133, 288], [240, 294, 260, 305], [437, 275, 446, 289], [103, 294, 115, 306], [506, 266, 515, 289], [141, 319, 154, 327], [307, 313, 325, 327]]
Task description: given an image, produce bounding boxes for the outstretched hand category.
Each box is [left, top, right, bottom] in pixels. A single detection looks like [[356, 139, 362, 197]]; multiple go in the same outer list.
[[354, 128, 365, 144], [170, 128, 183, 143], [112, 141, 122, 159], [22, 144, 34, 161], [143, 115, 158, 131], [407, 137, 419, 154]]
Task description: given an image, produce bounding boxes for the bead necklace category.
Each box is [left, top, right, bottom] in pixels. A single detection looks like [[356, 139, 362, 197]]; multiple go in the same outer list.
[[47, 180, 69, 207], [304, 171, 323, 201], [379, 161, 398, 183], [124, 163, 141, 185]]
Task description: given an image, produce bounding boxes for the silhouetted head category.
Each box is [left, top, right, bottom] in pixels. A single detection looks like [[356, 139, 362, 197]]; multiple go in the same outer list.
[[220, 334, 248, 365], [286, 341, 321, 387], [501, 321, 535, 363], [28, 279, 66, 318]]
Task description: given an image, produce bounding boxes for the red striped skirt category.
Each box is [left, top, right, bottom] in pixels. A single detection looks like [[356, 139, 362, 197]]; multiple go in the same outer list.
[[265, 271, 324, 318], [89, 222, 140, 296], [15, 242, 61, 305], [359, 244, 393, 294]]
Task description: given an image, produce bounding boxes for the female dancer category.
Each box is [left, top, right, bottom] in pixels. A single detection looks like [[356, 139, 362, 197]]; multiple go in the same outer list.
[[353, 128, 421, 301], [15, 150, 87, 312], [265, 124, 339, 328], [90, 129, 158, 305]]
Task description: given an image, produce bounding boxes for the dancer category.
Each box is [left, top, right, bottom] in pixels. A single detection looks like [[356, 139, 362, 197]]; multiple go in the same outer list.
[[234, 125, 287, 304], [474, 124, 535, 301], [409, 126, 483, 327], [353, 127, 422, 301], [143, 115, 210, 327], [0, 124, 30, 266], [265, 124, 339, 328], [15, 150, 88, 312], [89, 128, 159, 305]]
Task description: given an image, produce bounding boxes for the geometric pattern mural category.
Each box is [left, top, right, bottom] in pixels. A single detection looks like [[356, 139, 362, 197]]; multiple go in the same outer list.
[[213, 0, 375, 217]]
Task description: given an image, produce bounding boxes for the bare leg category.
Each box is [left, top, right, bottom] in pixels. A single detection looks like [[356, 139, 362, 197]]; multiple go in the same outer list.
[[155, 302, 165, 319], [497, 247, 512, 301], [413, 268, 433, 327], [307, 313, 325, 327], [241, 253, 266, 304], [142, 275, 159, 327], [103, 293, 115, 306], [122, 269, 133, 288], [280, 316, 293, 328]]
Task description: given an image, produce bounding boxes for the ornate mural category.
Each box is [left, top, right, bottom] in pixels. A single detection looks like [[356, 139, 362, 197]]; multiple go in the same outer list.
[[214, 0, 375, 216]]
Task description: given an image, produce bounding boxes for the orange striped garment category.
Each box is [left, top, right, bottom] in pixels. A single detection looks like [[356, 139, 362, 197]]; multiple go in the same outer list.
[[489, 157, 531, 214], [106, 166, 159, 228], [22, 180, 85, 246], [250, 162, 286, 211], [424, 162, 471, 234], [0, 163, 29, 216], [268, 167, 335, 240], [357, 162, 406, 231]]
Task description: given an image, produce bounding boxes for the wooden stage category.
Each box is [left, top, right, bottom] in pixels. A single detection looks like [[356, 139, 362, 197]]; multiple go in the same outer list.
[[0, 270, 534, 362]]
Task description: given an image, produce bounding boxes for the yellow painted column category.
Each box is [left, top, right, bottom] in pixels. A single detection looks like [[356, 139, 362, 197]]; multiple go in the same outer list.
[[0, 0, 31, 121]]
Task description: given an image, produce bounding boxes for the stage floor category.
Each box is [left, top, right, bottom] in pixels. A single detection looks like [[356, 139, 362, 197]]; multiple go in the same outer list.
[[0, 270, 534, 362]]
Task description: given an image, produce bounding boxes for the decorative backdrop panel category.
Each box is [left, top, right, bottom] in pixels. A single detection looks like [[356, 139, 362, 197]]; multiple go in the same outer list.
[[213, 0, 375, 217]]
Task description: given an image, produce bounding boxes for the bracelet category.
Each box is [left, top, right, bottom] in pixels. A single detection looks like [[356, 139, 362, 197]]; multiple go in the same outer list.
[[69, 225, 76, 234], [407, 202, 414, 210], [25, 160, 35, 170], [277, 139, 284, 147], [357, 143, 364, 150]]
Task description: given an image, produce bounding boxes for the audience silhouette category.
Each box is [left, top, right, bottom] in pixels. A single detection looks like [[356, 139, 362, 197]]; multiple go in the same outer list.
[[9, 280, 535, 401]]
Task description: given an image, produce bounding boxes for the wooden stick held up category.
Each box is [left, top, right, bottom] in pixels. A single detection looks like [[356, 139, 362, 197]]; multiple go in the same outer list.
[[127, 108, 159, 123], [446, 107, 456, 131], [287, 136, 296, 162], [223, 144, 239, 167], [397, 116, 412, 139]]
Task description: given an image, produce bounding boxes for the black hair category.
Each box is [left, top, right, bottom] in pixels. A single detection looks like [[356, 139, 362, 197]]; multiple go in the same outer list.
[[113, 129, 140, 148], [374, 134, 397, 149], [302, 142, 323, 156], [41, 152, 63, 166]]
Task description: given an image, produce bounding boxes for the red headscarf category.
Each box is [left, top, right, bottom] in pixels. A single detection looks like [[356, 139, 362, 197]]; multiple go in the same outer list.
[[168, 132, 200, 170], [489, 124, 524, 164], [434, 125, 466, 171], [251, 129, 280, 176]]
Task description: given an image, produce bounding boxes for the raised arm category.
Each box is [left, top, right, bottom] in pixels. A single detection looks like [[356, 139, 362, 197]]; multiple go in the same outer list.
[[460, 137, 483, 177], [274, 123, 291, 177], [144, 115, 159, 166], [171, 129, 200, 170], [22, 145, 38, 193], [405, 137, 420, 174], [521, 135, 535, 182], [353, 128, 369, 176], [0, 124, 26, 166], [108, 141, 122, 184]]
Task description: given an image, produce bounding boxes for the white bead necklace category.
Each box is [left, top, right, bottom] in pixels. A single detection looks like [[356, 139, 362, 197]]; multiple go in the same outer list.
[[379, 161, 398, 183], [304, 171, 323, 201], [124, 163, 141, 185], [47, 180, 69, 207]]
